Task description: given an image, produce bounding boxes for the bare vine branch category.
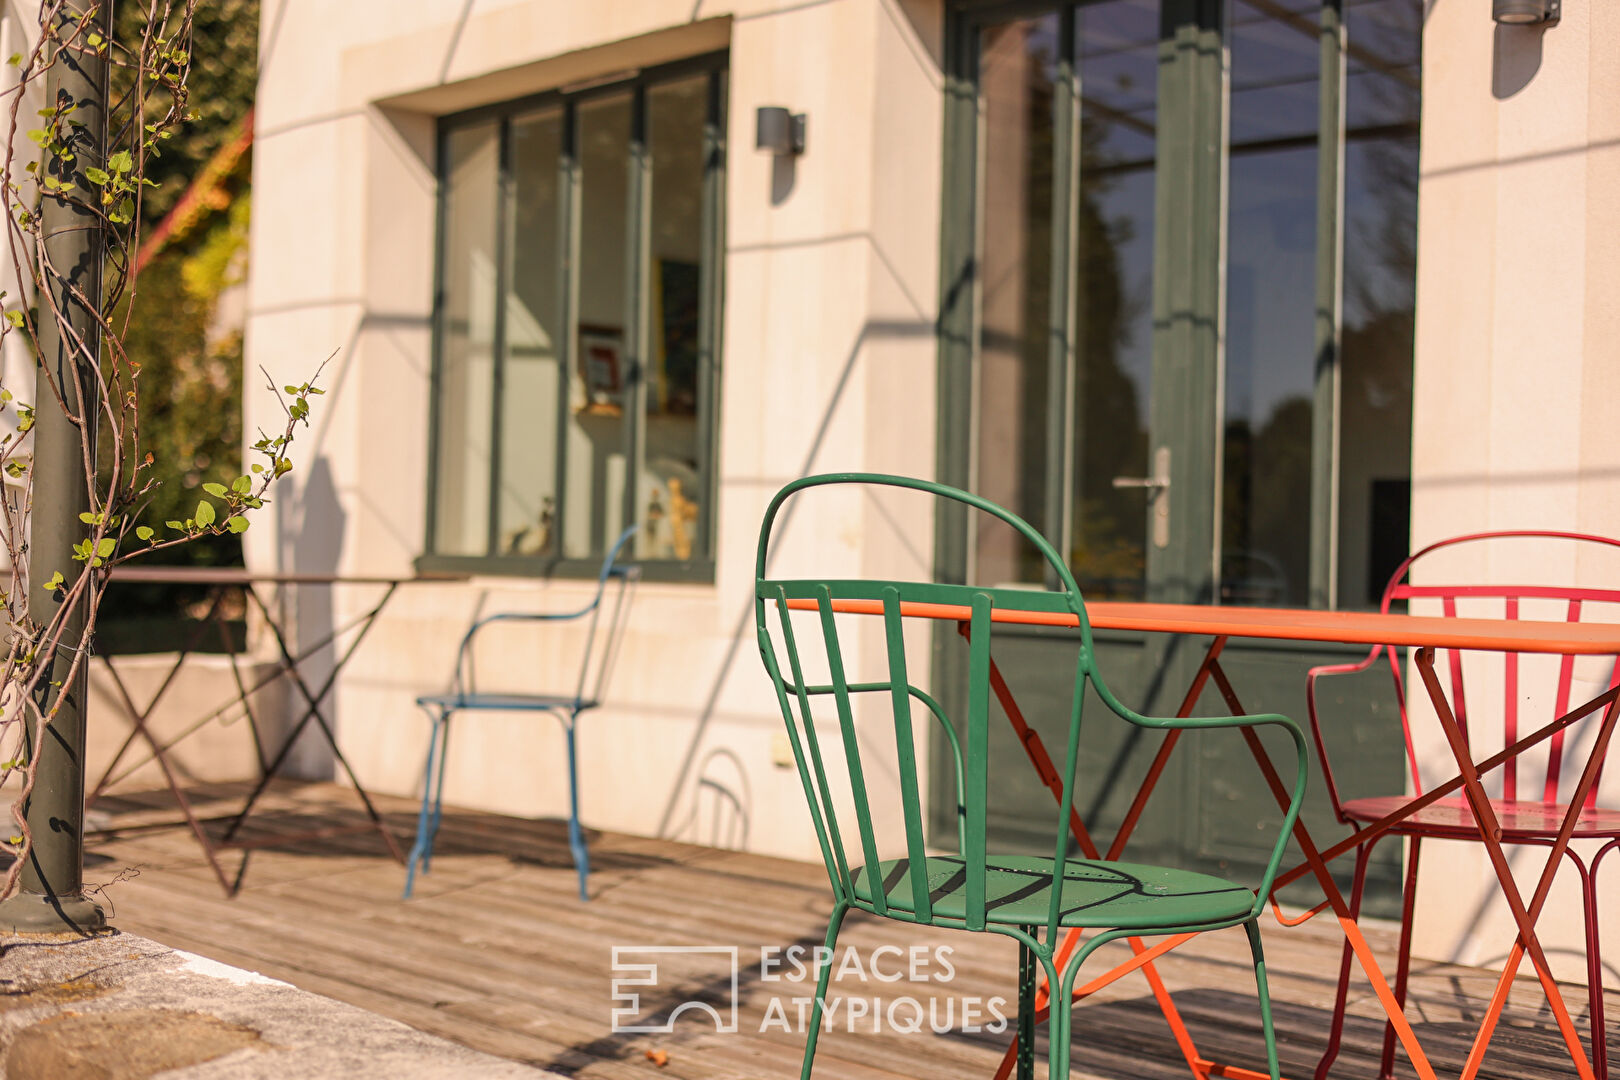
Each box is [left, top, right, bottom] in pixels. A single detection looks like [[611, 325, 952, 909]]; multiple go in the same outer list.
[[0, 2, 321, 899]]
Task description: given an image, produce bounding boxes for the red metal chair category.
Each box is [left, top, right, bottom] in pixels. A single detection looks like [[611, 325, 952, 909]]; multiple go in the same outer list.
[[1308, 530, 1620, 1080]]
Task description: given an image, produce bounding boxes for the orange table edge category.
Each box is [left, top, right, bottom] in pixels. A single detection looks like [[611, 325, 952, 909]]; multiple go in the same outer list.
[[783, 596, 1620, 655]]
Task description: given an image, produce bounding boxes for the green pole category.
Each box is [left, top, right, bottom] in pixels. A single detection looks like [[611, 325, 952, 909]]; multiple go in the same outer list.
[[0, 5, 109, 934]]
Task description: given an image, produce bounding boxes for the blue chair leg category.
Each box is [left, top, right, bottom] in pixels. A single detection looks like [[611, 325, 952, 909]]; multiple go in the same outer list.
[[403, 711, 445, 899], [565, 720, 589, 901]]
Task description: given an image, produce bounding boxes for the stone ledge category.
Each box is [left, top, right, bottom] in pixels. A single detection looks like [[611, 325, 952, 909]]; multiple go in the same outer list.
[[0, 931, 563, 1079]]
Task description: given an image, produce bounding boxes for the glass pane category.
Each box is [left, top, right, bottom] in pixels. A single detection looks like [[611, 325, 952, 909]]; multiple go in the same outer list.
[[433, 121, 500, 557], [1339, 0, 1419, 606], [497, 107, 563, 557], [564, 92, 632, 561], [1221, 0, 1321, 606], [1069, 0, 1157, 600], [974, 13, 1058, 587], [640, 74, 709, 562]]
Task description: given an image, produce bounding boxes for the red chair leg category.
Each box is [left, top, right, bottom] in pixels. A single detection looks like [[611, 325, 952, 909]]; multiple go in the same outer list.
[[1585, 841, 1619, 1080], [1380, 835, 1422, 1080], [1316, 839, 1378, 1080]]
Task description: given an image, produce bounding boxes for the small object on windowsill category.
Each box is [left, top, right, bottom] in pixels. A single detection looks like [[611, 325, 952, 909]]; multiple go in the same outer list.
[[645, 1048, 670, 1067], [668, 478, 698, 561]]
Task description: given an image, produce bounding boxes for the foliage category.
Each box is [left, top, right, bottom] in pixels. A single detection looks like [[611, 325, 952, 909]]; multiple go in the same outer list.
[[102, 0, 253, 583], [102, 192, 248, 559], [111, 0, 256, 226], [0, 2, 317, 899]]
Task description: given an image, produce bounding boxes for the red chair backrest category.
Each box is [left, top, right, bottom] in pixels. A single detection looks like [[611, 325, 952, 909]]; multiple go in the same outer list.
[[1380, 531, 1620, 807]]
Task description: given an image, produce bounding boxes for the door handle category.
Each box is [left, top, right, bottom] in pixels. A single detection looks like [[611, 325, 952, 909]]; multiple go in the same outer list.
[[1111, 446, 1171, 549]]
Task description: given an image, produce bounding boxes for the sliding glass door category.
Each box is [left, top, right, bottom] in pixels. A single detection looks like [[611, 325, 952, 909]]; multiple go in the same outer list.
[[935, 0, 1419, 911]]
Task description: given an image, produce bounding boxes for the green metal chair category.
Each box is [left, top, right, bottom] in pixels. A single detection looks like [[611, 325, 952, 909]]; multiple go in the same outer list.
[[753, 474, 1308, 1079]]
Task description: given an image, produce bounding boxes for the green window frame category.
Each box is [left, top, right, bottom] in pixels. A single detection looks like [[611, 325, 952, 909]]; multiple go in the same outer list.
[[418, 51, 728, 583], [934, 0, 1419, 612]]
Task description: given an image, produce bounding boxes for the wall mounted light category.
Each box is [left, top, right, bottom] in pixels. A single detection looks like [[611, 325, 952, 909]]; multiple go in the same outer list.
[[755, 107, 806, 156], [1493, 0, 1559, 25]]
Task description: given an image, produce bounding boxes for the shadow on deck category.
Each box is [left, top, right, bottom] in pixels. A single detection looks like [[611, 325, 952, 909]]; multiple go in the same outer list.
[[79, 781, 1603, 1079]]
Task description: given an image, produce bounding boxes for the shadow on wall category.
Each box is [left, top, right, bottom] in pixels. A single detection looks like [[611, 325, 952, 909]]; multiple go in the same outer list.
[[284, 455, 346, 779], [669, 747, 752, 850], [652, 312, 935, 839]]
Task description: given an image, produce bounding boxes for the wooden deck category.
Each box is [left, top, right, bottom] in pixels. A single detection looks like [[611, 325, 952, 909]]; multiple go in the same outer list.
[[80, 781, 1602, 1079]]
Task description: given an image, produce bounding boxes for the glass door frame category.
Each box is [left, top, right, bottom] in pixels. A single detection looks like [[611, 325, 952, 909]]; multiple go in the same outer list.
[[935, 0, 1231, 607]]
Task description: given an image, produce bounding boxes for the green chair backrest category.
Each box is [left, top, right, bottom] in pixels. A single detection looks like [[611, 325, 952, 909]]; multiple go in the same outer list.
[[756, 473, 1158, 944]]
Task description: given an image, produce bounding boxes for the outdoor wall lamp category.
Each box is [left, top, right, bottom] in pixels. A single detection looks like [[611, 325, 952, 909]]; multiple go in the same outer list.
[[755, 106, 806, 156], [1493, 0, 1559, 25]]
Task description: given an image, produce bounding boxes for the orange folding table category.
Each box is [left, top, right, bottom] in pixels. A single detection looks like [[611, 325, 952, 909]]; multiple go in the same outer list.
[[787, 596, 1620, 1080]]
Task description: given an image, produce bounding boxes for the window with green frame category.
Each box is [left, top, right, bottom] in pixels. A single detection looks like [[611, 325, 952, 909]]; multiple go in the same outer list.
[[421, 53, 727, 581], [937, 0, 1418, 611]]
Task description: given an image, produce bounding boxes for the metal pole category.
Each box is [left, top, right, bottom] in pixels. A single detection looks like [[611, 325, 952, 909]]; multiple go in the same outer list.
[[0, 4, 108, 934]]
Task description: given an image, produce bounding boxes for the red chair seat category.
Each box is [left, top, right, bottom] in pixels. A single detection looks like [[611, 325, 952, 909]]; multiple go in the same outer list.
[[1343, 795, 1620, 840]]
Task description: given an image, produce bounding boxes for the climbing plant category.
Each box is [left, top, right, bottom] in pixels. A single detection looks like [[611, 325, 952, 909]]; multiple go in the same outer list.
[[0, 1, 317, 899]]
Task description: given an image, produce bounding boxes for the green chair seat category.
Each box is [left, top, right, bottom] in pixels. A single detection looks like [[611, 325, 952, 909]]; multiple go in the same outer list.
[[853, 855, 1254, 929]]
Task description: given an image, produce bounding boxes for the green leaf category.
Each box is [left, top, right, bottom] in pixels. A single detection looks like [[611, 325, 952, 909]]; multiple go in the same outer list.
[[83, 167, 108, 186], [135, 525, 154, 541], [273, 459, 293, 478], [194, 500, 215, 527], [43, 571, 62, 591], [107, 149, 132, 174], [78, 512, 97, 524], [283, 385, 298, 395], [232, 475, 252, 494], [165, 520, 183, 530], [7, 53, 22, 67], [3, 461, 24, 478], [202, 482, 227, 497], [0, 388, 11, 402], [250, 463, 263, 473], [25, 129, 46, 147], [5, 311, 23, 328], [96, 538, 115, 557], [228, 516, 250, 534]]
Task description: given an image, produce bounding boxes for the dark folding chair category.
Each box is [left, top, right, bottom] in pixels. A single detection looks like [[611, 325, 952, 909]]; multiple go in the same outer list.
[[405, 526, 638, 900]]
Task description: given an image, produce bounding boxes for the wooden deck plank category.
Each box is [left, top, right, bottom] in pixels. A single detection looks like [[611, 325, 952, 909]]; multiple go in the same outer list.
[[80, 781, 1604, 1079]]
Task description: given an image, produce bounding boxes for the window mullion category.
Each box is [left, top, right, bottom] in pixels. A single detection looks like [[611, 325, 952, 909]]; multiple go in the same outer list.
[[623, 85, 651, 558], [1308, 0, 1346, 609], [1044, 3, 1080, 586], [694, 68, 725, 562], [486, 116, 514, 557], [424, 128, 450, 556], [555, 103, 580, 559]]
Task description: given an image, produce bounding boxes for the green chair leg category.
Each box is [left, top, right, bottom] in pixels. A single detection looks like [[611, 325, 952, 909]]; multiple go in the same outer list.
[[800, 902, 849, 1080], [1047, 968, 1072, 1080], [1016, 926, 1036, 1080], [1246, 919, 1282, 1080]]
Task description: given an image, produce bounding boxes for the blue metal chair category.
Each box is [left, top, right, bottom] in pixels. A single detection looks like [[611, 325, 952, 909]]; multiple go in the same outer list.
[[404, 526, 639, 900]]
